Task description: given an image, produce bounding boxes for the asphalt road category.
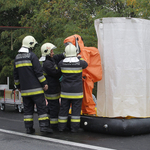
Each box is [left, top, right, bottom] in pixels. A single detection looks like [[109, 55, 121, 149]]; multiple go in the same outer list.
[[0, 105, 150, 150]]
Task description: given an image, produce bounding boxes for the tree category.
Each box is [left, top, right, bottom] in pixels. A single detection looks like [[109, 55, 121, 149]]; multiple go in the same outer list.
[[1, 0, 150, 92]]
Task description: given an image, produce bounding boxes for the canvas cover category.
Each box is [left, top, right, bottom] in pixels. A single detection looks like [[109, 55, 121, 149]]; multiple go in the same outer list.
[[94, 17, 150, 118]]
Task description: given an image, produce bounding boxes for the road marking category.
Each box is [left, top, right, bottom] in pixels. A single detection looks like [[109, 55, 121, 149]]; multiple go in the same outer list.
[[0, 128, 115, 150], [0, 117, 23, 122]]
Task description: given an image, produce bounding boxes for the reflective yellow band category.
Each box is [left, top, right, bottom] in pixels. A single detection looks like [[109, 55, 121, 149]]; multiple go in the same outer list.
[[71, 119, 80, 122], [80, 58, 84, 60], [38, 117, 49, 121], [21, 90, 44, 96], [16, 63, 32, 68], [38, 75, 46, 83], [60, 94, 83, 99], [39, 77, 46, 83], [24, 118, 33, 121], [50, 120, 58, 124], [43, 73, 47, 76], [61, 70, 82, 73], [15, 82, 20, 85], [46, 96, 60, 100], [58, 119, 67, 123], [45, 93, 60, 100]]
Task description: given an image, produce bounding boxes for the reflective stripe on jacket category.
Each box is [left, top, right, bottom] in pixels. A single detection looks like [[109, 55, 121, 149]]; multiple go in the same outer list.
[[58, 56, 88, 99], [45, 93, 60, 100], [14, 50, 47, 96], [43, 54, 64, 95]]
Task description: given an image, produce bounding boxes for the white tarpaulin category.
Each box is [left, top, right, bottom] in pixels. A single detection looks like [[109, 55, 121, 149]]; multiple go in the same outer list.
[[94, 17, 150, 118]]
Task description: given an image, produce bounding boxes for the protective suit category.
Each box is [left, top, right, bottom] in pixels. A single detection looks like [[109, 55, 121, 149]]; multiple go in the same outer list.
[[64, 34, 102, 115]]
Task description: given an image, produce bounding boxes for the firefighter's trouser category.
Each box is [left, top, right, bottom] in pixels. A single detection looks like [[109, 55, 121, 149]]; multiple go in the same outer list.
[[23, 94, 50, 128], [82, 76, 96, 115], [58, 98, 82, 131], [48, 99, 60, 128]]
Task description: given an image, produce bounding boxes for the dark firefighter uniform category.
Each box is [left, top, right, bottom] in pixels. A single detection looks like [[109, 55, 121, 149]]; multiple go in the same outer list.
[[58, 56, 88, 132], [43, 54, 65, 128], [14, 50, 50, 129]]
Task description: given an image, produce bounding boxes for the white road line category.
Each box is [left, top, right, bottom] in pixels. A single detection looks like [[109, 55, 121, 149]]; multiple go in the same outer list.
[[0, 117, 23, 122], [0, 128, 115, 150]]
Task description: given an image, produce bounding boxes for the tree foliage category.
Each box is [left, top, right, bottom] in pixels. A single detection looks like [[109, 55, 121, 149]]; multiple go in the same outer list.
[[0, 0, 150, 93]]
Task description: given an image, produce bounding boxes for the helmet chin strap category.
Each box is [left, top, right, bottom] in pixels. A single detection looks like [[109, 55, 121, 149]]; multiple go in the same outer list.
[[30, 43, 38, 51], [29, 47, 33, 51], [29, 47, 35, 52]]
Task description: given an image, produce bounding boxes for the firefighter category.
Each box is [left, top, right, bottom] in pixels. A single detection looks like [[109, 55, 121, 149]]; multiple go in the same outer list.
[[58, 43, 88, 132], [14, 35, 53, 134], [39, 43, 65, 129]]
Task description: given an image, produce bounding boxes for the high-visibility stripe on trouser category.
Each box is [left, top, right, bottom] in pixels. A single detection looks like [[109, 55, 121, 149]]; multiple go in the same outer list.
[[38, 114, 50, 127], [47, 98, 60, 128], [58, 116, 68, 130], [58, 116, 68, 123], [50, 118, 58, 124], [71, 116, 80, 123], [71, 116, 80, 131], [70, 98, 82, 131], [24, 115, 33, 128], [38, 114, 49, 121]]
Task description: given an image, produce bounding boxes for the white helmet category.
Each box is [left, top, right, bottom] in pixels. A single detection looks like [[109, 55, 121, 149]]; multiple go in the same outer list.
[[65, 43, 77, 57], [22, 35, 38, 49], [39, 43, 57, 61]]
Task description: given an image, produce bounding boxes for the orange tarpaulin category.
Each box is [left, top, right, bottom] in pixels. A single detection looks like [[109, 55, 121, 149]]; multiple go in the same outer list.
[[64, 34, 102, 115]]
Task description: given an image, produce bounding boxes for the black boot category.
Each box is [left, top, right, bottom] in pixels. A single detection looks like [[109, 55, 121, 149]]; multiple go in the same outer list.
[[26, 127, 35, 134], [40, 127, 53, 133]]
